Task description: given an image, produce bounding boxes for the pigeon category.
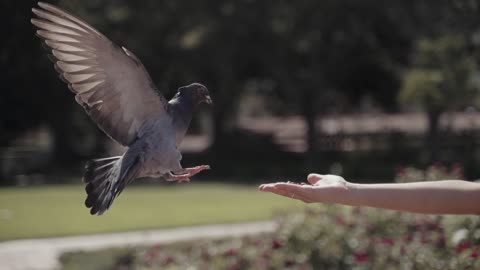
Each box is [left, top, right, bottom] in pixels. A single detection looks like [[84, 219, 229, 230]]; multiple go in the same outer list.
[[31, 2, 212, 215]]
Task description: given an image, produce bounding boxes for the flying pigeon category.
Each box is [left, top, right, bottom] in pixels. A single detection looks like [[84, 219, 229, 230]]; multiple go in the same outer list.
[[31, 2, 212, 215]]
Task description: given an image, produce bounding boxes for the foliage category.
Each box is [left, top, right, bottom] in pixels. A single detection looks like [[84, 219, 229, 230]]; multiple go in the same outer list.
[[398, 34, 479, 162], [399, 35, 478, 112]]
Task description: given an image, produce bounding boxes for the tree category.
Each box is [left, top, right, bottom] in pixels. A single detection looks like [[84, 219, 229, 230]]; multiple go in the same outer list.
[[399, 35, 478, 161], [261, 0, 415, 165]]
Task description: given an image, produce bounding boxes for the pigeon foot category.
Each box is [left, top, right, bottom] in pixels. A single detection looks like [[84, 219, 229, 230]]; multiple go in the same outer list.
[[184, 165, 210, 176], [165, 165, 210, 183], [165, 172, 191, 183]]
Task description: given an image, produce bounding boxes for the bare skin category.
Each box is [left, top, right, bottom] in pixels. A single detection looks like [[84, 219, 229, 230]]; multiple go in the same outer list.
[[259, 174, 480, 215]]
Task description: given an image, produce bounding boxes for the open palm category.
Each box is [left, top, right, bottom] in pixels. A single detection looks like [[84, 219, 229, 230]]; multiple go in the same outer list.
[[259, 174, 350, 203]]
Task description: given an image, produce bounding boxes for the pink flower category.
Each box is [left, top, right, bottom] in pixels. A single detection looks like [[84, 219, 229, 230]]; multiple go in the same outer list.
[[201, 249, 211, 261], [451, 163, 464, 179], [163, 255, 175, 265], [395, 166, 405, 177], [334, 215, 346, 225]]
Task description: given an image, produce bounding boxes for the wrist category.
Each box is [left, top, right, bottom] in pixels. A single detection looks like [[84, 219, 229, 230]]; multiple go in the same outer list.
[[344, 182, 363, 207]]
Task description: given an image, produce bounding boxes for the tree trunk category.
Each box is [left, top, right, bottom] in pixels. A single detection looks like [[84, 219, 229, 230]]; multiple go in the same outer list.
[[211, 107, 228, 150], [302, 89, 317, 169], [50, 111, 79, 167], [426, 109, 442, 163]]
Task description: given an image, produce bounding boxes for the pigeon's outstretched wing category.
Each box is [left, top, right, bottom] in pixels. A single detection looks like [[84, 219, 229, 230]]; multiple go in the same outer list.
[[31, 2, 168, 146]]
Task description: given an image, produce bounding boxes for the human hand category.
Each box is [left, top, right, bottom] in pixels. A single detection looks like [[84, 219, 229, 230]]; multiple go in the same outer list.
[[258, 174, 350, 203]]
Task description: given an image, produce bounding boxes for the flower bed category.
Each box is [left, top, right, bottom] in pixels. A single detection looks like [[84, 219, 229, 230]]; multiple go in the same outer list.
[[61, 207, 480, 270], [61, 164, 480, 270], [131, 208, 480, 270]]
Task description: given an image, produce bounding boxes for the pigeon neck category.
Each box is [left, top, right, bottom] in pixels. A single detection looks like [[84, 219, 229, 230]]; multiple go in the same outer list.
[[169, 94, 196, 145], [176, 94, 199, 113]]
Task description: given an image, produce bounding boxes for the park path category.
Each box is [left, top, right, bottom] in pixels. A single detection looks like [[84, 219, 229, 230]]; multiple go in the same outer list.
[[0, 221, 276, 270]]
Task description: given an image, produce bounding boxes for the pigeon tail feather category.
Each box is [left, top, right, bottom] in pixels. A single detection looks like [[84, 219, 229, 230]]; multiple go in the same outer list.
[[83, 156, 123, 215]]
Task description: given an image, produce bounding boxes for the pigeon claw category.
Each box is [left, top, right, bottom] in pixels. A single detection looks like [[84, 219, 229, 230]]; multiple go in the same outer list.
[[166, 172, 191, 183], [183, 165, 210, 175], [165, 164, 210, 183]]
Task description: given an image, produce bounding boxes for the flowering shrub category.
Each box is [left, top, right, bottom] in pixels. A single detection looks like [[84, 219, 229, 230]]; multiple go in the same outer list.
[[99, 206, 476, 270], [61, 210, 480, 270], [394, 163, 465, 183], [62, 164, 480, 270]]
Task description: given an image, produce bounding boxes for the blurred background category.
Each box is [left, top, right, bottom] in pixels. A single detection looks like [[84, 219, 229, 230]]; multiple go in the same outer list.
[[3, 0, 480, 185], [3, 1, 480, 269], [4, 0, 480, 186]]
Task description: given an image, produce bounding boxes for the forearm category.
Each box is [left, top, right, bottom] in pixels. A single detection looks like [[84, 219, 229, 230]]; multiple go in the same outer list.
[[344, 180, 480, 215]]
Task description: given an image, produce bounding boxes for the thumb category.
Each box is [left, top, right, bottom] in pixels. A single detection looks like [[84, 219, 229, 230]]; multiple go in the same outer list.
[[307, 174, 323, 185]]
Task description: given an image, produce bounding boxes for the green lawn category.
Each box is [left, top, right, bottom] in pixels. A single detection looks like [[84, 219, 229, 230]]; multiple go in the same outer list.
[[0, 183, 301, 241]]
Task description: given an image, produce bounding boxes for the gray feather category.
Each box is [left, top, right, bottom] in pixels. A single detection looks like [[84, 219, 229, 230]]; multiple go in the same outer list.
[[32, 1, 169, 147], [32, 2, 211, 216]]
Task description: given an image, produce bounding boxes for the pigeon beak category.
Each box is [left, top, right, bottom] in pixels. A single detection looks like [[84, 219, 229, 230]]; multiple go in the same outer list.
[[205, 95, 213, 105]]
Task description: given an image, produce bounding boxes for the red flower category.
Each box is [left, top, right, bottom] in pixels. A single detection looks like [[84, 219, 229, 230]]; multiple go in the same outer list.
[[471, 249, 480, 258], [379, 237, 395, 246], [284, 259, 295, 267], [224, 248, 237, 257], [456, 240, 472, 253], [403, 234, 413, 243], [271, 239, 282, 250], [225, 263, 239, 270], [436, 235, 446, 248], [254, 239, 263, 246], [353, 251, 369, 263], [421, 234, 430, 244]]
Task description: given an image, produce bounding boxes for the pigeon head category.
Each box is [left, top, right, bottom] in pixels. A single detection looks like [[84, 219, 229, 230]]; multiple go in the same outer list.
[[177, 83, 212, 105]]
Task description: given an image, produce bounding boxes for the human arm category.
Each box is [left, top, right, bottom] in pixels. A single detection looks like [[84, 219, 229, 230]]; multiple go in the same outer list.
[[258, 174, 480, 215]]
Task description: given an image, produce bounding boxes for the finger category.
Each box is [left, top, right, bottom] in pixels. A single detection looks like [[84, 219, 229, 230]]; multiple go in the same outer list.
[[272, 189, 311, 202], [269, 187, 308, 201], [274, 183, 305, 191], [259, 183, 290, 192], [259, 182, 301, 191], [258, 183, 275, 191], [259, 183, 300, 194], [307, 174, 323, 185]]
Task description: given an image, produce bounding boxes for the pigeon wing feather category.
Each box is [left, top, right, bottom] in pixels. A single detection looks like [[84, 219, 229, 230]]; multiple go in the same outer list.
[[32, 2, 169, 146]]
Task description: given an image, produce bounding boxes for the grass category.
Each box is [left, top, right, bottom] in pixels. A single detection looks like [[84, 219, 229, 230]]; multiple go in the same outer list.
[[0, 182, 301, 241]]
